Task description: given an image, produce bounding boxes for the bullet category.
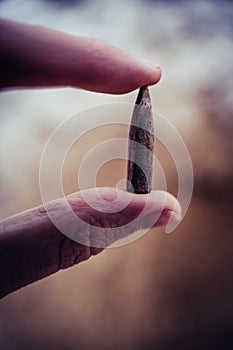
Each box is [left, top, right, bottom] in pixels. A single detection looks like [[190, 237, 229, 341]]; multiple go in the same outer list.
[[127, 86, 154, 194]]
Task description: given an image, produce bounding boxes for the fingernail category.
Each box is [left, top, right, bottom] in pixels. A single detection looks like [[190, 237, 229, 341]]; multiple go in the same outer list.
[[158, 209, 182, 226], [139, 209, 181, 230], [139, 58, 161, 71], [170, 210, 182, 222]]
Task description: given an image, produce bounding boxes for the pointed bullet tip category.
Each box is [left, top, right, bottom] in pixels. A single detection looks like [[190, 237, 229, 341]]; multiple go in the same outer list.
[[136, 85, 151, 106]]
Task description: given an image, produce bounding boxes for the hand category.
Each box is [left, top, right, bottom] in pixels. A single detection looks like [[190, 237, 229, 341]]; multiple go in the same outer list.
[[0, 19, 180, 299], [0, 188, 181, 298]]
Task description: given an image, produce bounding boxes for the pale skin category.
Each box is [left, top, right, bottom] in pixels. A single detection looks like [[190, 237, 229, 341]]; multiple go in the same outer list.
[[0, 19, 181, 299]]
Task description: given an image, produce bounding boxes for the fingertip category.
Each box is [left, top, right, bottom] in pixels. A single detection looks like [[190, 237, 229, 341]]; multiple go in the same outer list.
[[138, 58, 162, 85], [138, 191, 182, 229], [110, 63, 162, 95], [155, 191, 182, 221]]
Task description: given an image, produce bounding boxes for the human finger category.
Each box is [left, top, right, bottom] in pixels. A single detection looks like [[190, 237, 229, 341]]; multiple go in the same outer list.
[[0, 18, 161, 93]]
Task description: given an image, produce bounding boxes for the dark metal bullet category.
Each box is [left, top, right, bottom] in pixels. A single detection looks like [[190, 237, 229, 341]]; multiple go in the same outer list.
[[127, 86, 154, 194]]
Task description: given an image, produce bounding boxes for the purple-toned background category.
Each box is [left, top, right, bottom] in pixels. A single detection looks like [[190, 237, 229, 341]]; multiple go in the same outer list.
[[0, 0, 233, 349]]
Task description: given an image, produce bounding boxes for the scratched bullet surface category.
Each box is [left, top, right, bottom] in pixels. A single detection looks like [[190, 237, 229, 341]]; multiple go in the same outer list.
[[127, 86, 154, 194]]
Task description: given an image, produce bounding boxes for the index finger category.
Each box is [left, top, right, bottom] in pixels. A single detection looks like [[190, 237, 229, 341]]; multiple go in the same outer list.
[[0, 18, 161, 94]]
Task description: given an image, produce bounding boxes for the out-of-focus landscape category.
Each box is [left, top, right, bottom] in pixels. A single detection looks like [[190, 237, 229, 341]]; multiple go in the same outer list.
[[0, 0, 233, 349]]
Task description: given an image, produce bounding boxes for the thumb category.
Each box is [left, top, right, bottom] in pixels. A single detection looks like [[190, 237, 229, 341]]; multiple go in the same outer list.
[[0, 188, 181, 298], [65, 188, 182, 248]]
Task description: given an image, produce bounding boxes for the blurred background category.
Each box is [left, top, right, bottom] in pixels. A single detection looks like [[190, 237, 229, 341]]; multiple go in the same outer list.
[[0, 0, 233, 349]]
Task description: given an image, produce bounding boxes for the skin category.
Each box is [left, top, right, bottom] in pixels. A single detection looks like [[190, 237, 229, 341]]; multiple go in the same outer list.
[[0, 19, 181, 299], [0, 18, 161, 93]]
